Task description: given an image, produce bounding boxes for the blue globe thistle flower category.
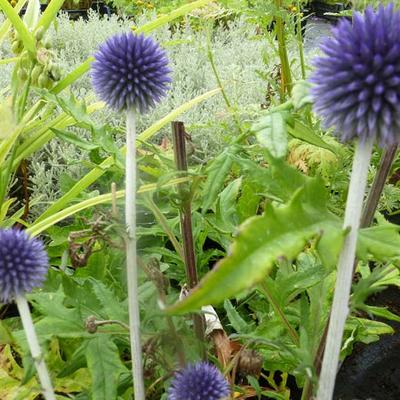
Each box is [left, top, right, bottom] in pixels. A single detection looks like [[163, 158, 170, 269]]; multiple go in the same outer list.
[[168, 362, 230, 400], [309, 4, 400, 146], [91, 32, 172, 113], [0, 229, 49, 302]]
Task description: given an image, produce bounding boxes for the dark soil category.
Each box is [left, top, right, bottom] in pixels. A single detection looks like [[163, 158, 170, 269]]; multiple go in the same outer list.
[[334, 286, 400, 399]]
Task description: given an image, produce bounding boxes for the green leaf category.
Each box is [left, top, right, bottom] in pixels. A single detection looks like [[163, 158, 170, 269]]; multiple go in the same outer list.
[[88, 279, 127, 322], [201, 146, 237, 213], [224, 299, 253, 333], [215, 177, 242, 232], [86, 335, 126, 400], [352, 265, 399, 310], [0, 0, 28, 46], [22, 0, 40, 31], [358, 224, 400, 261], [287, 120, 336, 154], [252, 111, 288, 158], [346, 317, 394, 341], [0, 0, 35, 53], [36, 0, 64, 32], [0, 320, 13, 344], [364, 305, 400, 323], [57, 343, 87, 378], [51, 128, 99, 151], [167, 178, 341, 314]]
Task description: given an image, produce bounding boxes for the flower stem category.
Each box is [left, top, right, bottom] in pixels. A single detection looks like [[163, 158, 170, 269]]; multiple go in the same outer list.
[[361, 144, 398, 228], [316, 137, 374, 400], [126, 109, 145, 400], [296, 0, 306, 80], [172, 121, 206, 358], [275, 0, 292, 98], [15, 295, 56, 400], [259, 281, 299, 346]]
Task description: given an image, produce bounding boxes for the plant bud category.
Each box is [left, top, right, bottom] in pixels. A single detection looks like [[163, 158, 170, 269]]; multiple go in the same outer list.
[[17, 68, 28, 81], [38, 72, 50, 88], [50, 64, 61, 81], [31, 64, 42, 84], [42, 37, 52, 49], [20, 51, 31, 69], [11, 40, 23, 54], [34, 26, 45, 42], [36, 48, 50, 65]]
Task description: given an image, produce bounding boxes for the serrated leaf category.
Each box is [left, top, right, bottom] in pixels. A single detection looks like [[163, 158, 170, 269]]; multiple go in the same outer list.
[[287, 120, 336, 154], [215, 177, 242, 232], [167, 178, 341, 314], [358, 224, 400, 261], [224, 299, 253, 333], [57, 342, 87, 378], [51, 128, 99, 151], [364, 305, 400, 323], [346, 317, 394, 337], [253, 111, 288, 158], [88, 279, 127, 322], [201, 147, 236, 213], [85, 335, 126, 400]]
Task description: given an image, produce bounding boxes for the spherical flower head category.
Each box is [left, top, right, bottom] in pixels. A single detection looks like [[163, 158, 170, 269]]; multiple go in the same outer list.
[[91, 32, 172, 113], [0, 229, 49, 302], [309, 4, 400, 146], [168, 362, 230, 400]]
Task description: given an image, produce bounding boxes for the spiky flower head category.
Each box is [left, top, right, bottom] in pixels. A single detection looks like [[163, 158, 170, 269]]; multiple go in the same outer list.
[[168, 362, 230, 400], [0, 229, 49, 302], [91, 32, 172, 113], [309, 4, 400, 146]]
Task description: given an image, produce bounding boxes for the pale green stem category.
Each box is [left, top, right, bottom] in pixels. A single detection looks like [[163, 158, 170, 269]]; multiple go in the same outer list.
[[126, 109, 145, 400], [15, 295, 56, 400], [317, 137, 374, 400], [259, 281, 299, 346]]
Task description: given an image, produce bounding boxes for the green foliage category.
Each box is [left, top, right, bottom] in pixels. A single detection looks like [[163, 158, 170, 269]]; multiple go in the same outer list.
[[2, 1, 400, 398]]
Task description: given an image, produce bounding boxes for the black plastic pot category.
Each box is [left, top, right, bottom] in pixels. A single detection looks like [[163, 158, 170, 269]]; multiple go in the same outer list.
[[334, 287, 400, 399]]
